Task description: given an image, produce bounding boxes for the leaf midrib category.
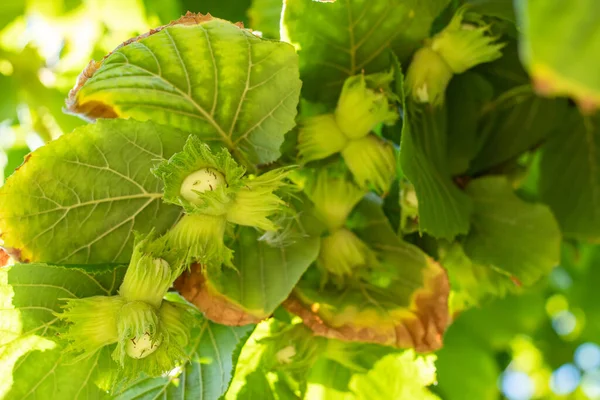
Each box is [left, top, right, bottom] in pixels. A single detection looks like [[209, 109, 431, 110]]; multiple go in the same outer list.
[[110, 51, 233, 148]]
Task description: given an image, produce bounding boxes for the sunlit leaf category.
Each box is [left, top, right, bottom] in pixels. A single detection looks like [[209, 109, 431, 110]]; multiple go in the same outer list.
[[115, 318, 253, 400], [0, 119, 185, 264], [227, 320, 318, 399], [0, 263, 125, 399], [176, 226, 320, 324], [67, 13, 301, 166], [350, 351, 439, 400], [441, 241, 517, 311], [287, 197, 450, 352]]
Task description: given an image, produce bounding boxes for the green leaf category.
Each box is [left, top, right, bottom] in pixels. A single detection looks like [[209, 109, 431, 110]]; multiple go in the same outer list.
[[349, 351, 439, 400], [229, 320, 396, 400], [515, 0, 600, 111], [226, 321, 275, 399], [398, 72, 472, 239], [445, 72, 494, 175], [440, 242, 517, 308], [305, 345, 438, 400], [538, 114, 600, 241], [248, 0, 283, 39], [282, 0, 449, 103], [468, 88, 570, 173], [115, 319, 253, 400], [8, 346, 115, 400], [288, 197, 450, 351], [208, 226, 321, 319], [67, 16, 301, 166], [305, 358, 354, 400], [6, 263, 125, 332], [0, 119, 186, 264], [464, 176, 561, 285], [227, 320, 318, 399], [0, 263, 126, 399]]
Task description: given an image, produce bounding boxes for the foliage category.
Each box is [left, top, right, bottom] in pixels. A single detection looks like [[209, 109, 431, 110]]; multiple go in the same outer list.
[[1, 0, 600, 399]]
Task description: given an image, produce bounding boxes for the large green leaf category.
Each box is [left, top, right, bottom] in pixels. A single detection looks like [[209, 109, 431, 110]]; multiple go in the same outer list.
[[115, 319, 253, 400], [0, 263, 125, 399], [468, 88, 570, 173], [515, 0, 600, 111], [464, 176, 561, 285], [349, 351, 439, 400], [440, 242, 517, 308], [229, 320, 396, 400], [179, 226, 320, 323], [8, 346, 115, 400], [0, 119, 186, 264], [282, 0, 449, 103], [66, 15, 301, 166], [398, 72, 472, 239], [227, 320, 315, 399], [5, 263, 125, 332], [305, 347, 438, 400], [288, 197, 450, 351], [538, 114, 600, 241], [214, 227, 320, 318]]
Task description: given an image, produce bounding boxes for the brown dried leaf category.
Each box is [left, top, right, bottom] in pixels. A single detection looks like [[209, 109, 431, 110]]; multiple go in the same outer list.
[[285, 261, 450, 352], [174, 264, 262, 326], [66, 11, 236, 120]]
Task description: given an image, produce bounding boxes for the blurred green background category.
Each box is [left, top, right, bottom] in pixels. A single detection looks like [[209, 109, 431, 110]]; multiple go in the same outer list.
[[1, 1, 600, 399]]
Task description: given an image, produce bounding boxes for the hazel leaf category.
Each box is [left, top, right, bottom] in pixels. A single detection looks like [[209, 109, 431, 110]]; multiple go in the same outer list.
[[67, 13, 301, 166], [0, 119, 186, 264]]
